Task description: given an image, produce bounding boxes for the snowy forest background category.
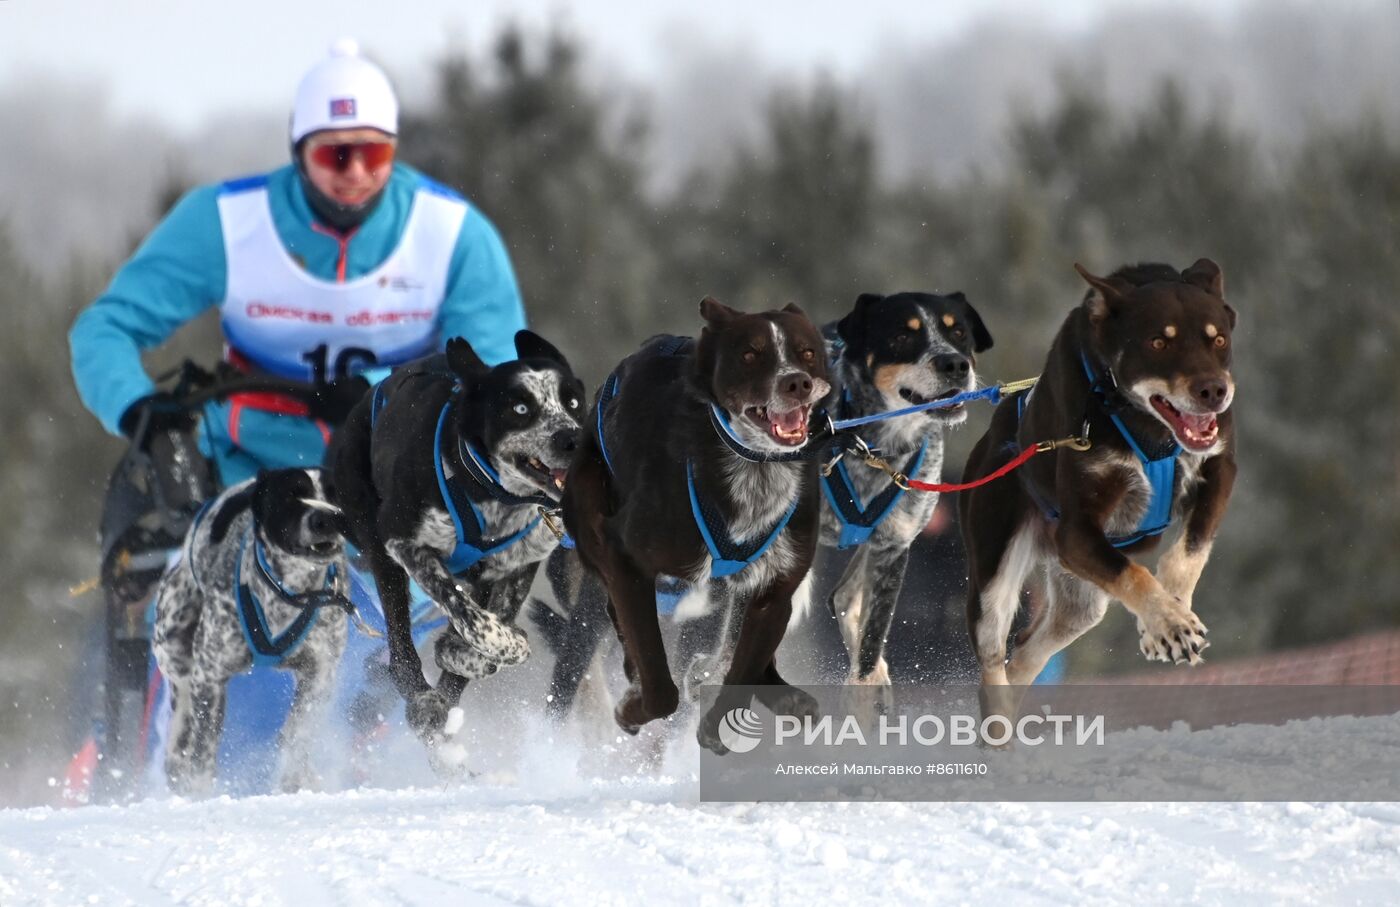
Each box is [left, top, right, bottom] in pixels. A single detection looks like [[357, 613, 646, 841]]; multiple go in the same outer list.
[[3, 3, 1399, 798]]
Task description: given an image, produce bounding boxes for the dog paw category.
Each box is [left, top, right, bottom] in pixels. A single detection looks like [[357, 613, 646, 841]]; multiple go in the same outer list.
[[492, 623, 531, 666], [614, 681, 679, 733], [696, 706, 728, 754], [435, 631, 503, 680], [840, 680, 893, 728], [761, 684, 820, 723], [407, 689, 452, 742], [695, 693, 784, 756], [1137, 610, 1209, 665], [409, 697, 472, 778], [451, 614, 531, 666]]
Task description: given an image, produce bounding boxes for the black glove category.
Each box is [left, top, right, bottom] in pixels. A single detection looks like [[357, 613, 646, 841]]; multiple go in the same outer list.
[[308, 376, 371, 425], [118, 391, 195, 440]]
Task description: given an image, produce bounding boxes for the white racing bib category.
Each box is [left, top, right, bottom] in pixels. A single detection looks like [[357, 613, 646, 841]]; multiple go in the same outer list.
[[217, 179, 465, 381]]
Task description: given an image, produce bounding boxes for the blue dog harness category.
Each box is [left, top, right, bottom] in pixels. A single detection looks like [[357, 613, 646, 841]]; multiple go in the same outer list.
[[817, 388, 929, 550], [234, 535, 340, 666], [1016, 355, 1181, 548], [187, 500, 345, 667], [373, 371, 570, 577], [431, 397, 548, 576], [685, 461, 798, 577], [819, 441, 927, 549], [595, 336, 798, 579]]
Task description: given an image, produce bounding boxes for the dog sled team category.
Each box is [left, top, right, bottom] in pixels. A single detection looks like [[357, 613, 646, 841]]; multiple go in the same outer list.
[[68, 41, 1237, 797]]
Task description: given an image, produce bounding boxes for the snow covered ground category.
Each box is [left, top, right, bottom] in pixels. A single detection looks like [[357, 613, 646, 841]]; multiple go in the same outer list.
[[3, 714, 1399, 906], [2, 783, 1398, 905]]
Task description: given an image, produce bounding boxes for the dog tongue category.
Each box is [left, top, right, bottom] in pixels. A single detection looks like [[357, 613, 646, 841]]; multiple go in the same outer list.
[[1168, 408, 1219, 448], [550, 468, 568, 487], [771, 408, 806, 434]]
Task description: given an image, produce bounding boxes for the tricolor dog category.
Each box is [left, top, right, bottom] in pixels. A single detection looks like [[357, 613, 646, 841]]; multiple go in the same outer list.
[[562, 299, 832, 752], [960, 260, 1236, 722], [326, 332, 584, 756], [152, 468, 349, 795], [816, 291, 991, 700]]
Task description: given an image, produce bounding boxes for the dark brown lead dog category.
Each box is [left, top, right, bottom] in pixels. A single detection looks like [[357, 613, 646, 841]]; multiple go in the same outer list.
[[562, 298, 832, 752], [960, 260, 1236, 720]]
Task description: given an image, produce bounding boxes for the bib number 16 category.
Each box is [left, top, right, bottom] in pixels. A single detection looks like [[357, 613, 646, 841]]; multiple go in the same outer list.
[[302, 344, 377, 384]]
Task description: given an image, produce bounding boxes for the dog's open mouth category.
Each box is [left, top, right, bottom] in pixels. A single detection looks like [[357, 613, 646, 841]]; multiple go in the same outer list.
[[516, 455, 568, 494], [1150, 396, 1220, 451], [900, 387, 964, 415], [743, 404, 811, 446]]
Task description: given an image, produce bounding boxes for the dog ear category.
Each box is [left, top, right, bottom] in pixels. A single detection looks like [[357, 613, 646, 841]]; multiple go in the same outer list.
[[515, 330, 572, 370], [209, 484, 256, 545], [446, 337, 490, 381], [947, 291, 994, 353], [699, 296, 741, 328], [1182, 257, 1225, 299], [250, 469, 286, 527], [835, 293, 883, 357], [1074, 263, 1130, 324], [781, 302, 806, 317]]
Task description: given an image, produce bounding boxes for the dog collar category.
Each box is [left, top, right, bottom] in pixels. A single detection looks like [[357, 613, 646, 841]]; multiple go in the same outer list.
[[1079, 353, 1181, 463], [439, 393, 560, 510], [708, 403, 821, 464], [235, 531, 345, 666], [432, 400, 548, 576]]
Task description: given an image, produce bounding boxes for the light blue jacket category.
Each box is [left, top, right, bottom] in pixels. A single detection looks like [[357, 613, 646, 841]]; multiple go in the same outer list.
[[70, 162, 525, 435]]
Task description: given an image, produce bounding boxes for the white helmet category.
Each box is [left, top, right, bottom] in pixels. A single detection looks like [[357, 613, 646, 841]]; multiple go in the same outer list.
[[290, 38, 398, 143]]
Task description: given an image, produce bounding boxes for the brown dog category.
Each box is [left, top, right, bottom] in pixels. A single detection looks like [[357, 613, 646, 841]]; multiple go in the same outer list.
[[959, 260, 1236, 719], [561, 299, 832, 752]]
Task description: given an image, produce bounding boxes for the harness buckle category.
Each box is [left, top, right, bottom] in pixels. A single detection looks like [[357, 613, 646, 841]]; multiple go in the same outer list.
[[539, 506, 566, 541], [1033, 417, 1092, 453], [820, 448, 845, 477], [849, 434, 874, 461], [1036, 435, 1092, 452], [854, 450, 913, 491]]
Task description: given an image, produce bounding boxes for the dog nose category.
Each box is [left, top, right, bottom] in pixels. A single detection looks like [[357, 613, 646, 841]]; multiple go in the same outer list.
[[307, 510, 335, 536], [551, 428, 579, 455], [778, 371, 814, 399], [1192, 377, 1230, 410], [933, 354, 971, 379]]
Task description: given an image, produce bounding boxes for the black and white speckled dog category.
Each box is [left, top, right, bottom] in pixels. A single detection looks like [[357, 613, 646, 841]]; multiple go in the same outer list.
[[812, 291, 992, 701], [152, 468, 349, 796], [327, 332, 584, 756]]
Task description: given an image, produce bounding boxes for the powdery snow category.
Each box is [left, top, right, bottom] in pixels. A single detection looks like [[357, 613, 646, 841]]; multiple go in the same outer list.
[[2, 713, 1399, 906], [3, 787, 1398, 905]]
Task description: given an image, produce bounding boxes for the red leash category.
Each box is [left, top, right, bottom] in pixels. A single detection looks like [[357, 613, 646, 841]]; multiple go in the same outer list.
[[905, 443, 1043, 493], [848, 434, 1090, 495]]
